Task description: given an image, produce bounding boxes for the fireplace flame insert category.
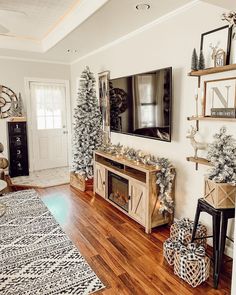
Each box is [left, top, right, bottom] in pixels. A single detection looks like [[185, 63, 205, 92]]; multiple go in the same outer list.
[[108, 171, 129, 212]]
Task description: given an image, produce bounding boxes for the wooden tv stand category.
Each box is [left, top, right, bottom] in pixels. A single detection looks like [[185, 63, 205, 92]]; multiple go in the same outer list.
[[94, 150, 173, 233]]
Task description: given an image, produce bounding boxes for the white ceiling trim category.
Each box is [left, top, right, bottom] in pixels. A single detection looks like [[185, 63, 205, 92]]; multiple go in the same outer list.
[[0, 35, 42, 52], [0, 55, 70, 65], [42, 0, 109, 51], [71, 0, 200, 65]]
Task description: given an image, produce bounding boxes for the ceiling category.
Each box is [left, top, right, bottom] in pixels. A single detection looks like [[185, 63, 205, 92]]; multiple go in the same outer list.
[[0, 0, 234, 64], [203, 0, 236, 10], [0, 0, 77, 39]]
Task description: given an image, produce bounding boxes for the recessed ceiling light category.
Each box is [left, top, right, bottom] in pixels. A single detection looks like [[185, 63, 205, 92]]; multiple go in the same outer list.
[[67, 49, 78, 53], [136, 3, 151, 10]]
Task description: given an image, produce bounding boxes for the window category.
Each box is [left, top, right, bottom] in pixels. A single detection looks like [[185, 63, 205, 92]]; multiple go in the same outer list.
[[30, 83, 65, 130]]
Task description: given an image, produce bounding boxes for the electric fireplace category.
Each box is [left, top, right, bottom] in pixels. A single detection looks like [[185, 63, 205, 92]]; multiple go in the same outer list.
[[108, 172, 129, 212]]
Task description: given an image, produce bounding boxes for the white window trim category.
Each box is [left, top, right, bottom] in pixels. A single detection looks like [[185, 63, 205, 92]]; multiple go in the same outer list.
[[24, 77, 72, 172]]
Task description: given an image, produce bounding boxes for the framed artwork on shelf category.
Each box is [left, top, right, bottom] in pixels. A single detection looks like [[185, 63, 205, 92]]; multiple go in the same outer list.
[[203, 77, 236, 116], [200, 25, 232, 69], [230, 26, 236, 64], [98, 70, 110, 144]]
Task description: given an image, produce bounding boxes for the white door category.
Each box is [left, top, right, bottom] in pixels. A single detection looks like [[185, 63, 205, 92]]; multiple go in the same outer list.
[[29, 82, 69, 171]]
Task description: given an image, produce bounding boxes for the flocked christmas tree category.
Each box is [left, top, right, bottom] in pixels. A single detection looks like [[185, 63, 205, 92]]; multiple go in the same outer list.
[[17, 93, 24, 116], [72, 66, 102, 179], [191, 48, 198, 70], [207, 127, 236, 185], [198, 50, 205, 70], [9, 93, 24, 117]]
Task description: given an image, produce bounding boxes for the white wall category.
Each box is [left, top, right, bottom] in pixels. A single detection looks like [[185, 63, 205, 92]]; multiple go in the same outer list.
[[0, 59, 70, 160], [71, 1, 236, 255]]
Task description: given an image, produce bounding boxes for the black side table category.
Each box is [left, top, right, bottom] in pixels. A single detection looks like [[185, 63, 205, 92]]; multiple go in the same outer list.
[[191, 198, 234, 289]]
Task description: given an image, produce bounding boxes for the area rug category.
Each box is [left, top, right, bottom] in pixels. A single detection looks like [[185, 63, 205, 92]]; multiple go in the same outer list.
[[10, 167, 70, 188], [0, 190, 105, 294]]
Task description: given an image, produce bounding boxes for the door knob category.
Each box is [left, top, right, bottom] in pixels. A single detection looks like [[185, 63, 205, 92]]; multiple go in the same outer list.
[[63, 131, 68, 134]]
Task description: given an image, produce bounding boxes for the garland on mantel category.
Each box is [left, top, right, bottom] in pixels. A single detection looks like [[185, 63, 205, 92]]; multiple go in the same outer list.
[[99, 143, 175, 214]]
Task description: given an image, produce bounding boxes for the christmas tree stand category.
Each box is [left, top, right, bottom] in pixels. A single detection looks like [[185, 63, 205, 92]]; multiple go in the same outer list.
[[204, 178, 236, 209], [70, 172, 93, 192]]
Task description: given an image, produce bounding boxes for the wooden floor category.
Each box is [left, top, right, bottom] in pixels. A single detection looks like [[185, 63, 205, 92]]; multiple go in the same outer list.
[[35, 184, 232, 295]]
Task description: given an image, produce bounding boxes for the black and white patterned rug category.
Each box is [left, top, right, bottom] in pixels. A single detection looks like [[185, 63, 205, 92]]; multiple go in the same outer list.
[[0, 190, 105, 295]]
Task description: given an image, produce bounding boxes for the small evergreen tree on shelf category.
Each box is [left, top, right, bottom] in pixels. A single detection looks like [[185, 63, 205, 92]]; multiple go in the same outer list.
[[17, 93, 24, 116], [72, 66, 102, 179], [207, 127, 236, 185], [191, 48, 198, 71], [198, 50, 205, 70]]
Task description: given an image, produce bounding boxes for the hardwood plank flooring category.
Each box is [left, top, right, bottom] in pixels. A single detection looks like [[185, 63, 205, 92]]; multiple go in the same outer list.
[[33, 185, 232, 295]]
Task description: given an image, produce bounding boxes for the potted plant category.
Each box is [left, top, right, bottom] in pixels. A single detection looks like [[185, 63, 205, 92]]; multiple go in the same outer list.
[[204, 127, 236, 208]]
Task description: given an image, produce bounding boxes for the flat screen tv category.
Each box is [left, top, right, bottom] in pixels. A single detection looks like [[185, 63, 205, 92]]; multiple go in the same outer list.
[[109, 67, 172, 142]]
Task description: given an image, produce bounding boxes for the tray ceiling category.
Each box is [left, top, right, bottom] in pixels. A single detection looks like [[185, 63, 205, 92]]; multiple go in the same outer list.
[[0, 0, 77, 39], [0, 0, 232, 63]]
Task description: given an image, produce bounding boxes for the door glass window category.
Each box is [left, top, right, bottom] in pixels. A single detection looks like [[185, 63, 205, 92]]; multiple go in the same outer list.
[[31, 83, 65, 130]]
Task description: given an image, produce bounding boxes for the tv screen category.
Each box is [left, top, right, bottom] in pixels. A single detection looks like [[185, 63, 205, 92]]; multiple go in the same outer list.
[[109, 67, 172, 141]]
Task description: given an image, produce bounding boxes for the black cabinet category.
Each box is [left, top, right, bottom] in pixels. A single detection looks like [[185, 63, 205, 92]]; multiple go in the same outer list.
[[8, 121, 29, 177]]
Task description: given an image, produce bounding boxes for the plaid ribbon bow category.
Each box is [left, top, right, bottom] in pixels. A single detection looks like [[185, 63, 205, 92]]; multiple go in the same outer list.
[[179, 243, 206, 281], [176, 218, 194, 242], [164, 238, 182, 251]]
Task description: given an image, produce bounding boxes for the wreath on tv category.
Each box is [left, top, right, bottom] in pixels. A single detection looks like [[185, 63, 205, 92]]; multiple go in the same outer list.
[[109, 82, 128, 130]]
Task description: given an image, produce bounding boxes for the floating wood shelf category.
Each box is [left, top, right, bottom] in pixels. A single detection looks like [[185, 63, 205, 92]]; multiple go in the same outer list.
[[186, 157, 212, 166], [187, 116, 236, 122], [188, 64, 236, 77]]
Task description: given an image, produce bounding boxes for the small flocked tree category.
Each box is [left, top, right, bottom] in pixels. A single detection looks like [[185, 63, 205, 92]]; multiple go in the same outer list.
[[9, 101, 19, 117], [198, 50, 205, 70], [207, 127, 236, 185], [191, 48, 198, 70], [72, 66, 102, 179], [17, 93, 24, 116]]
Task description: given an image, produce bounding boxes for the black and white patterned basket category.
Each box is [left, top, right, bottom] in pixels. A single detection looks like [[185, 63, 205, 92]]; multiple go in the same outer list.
[[174, 243, 210, 288], [170, 218, 207, 247], [163, 238, 182, 265]]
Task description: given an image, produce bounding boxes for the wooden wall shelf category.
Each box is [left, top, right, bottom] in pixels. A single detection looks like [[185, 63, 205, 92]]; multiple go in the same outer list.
[[187, 116, 236, 122], [186, 157, 212, 166], [188, 64, 236, 77]]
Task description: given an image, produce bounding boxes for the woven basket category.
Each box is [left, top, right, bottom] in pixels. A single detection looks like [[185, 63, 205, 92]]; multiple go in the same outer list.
[[174, 246, 210, 288], [70, 172, 93, 192], [163, 238, 182, 266], [170, 218, 207, 248], [204, 178, 236, 209]]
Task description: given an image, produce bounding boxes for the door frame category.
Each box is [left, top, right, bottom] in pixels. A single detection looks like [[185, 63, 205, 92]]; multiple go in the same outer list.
[[24, 77, 71, 172]]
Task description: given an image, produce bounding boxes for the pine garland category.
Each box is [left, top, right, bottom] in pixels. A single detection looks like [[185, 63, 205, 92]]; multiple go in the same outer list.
[[207, 127, 236, 185], [72, 66, 102, 179], [99, 143, 175, 214]]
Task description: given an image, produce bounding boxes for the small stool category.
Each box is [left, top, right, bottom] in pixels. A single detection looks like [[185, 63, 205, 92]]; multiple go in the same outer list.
[[191, 198, 234, 289]]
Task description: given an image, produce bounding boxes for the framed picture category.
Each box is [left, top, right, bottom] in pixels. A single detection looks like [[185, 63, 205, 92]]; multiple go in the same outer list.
[[200, 25, 232, 68], [203, 77, 236, 116], [98, 71, 110, 143], [230, 25, 236, 64]]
